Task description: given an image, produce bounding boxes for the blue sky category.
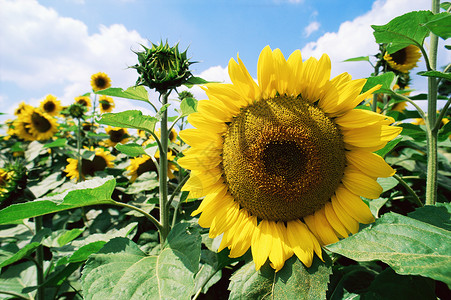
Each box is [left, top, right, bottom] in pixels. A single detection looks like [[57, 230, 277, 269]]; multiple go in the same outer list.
[[0, 0, 447, 120]]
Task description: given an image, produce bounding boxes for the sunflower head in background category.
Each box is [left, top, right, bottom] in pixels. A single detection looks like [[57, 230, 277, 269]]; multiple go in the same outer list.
[[64, 147, 115, 181], [14, 102, 33, 116], [142, 128, 179, 147], [0, 161, 27, 205], [91, 72, 112, 92], [104, 126, 129, 147], [126, 150, 178, 182], [40, 94, 62, 116], [178, 46, 402, 271], [74, 96, 92, 109], [99, 95, 115, 113], [383, 45, 421, 73], [19, 107, 58, 141]]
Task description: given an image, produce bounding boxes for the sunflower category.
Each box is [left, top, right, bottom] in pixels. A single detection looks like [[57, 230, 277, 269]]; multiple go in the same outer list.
[[64, 147, 115, 181], [19, 108, 59, 141], [14, 102, 33, 116], [178, 46, 402, 271], [74, 96, 92, 108], [103, 126, 129, 147], [142, 128, 179, 146], [40, 94, 62, 116], [13, 119, 35, 141], [383, 45, 421, 73], [99, 95, 115, 113], [91, 72, 112, 92], [126, 151, 178, 182]]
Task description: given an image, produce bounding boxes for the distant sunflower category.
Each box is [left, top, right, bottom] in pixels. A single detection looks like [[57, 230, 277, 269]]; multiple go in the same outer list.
[[142, 128, 179, 146], [126, 151, 178, 182], [14, 102, 33, 116], [179, 46, 401, 271], [91, 72, 112, 92], [104, 126, 129, 147], [384, 45, 421, 73], [74, 96, 92, 108], [20, 108, 58, 141], [99, 95, 115, 113], [64, 147, 115, 181], [40, 94, 62, 116], [13, 119, 35, 141]]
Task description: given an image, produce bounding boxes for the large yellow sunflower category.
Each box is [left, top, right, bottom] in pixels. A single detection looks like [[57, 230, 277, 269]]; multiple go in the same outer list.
[[64, 147, 115, 181], [99, 95, 115, 113], [39, 94, 62, 116], [126, 151, 178, 182], [383, 45, 421, 73], [103, 126, 129, 147], [178, 46, 402, 271], [74, 96, 92, 108], [19, 107, 59, 141], [91, 72, 112, 92]]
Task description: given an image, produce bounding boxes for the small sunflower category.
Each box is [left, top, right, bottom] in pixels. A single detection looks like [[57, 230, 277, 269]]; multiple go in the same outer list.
[[99, 95, 115, 113], [64, 147, 115, 181], [40, 94, 62, 116], [126, 151, 178, 182], [178, 46, 402, 271], [82, 122, 98, 132], [74, 96, 92, 108], [142, 128, 179, 146], [91, 72, 112, 92], [19, 108, 59, 141], [104, 126, 129, 147], [13, 119, 35, 141], [14, 102, 33, 116], [383, 45, 421, 73]]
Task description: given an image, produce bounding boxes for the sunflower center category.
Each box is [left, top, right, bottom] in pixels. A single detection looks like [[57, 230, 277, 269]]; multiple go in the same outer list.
[[136, 158, 157, 176], [101, 102, 111, 110], [390, 48, 407, 64], [78, 99, 88, 107], [31, 112, 51, 133], [95, 77, 107, 89], [43, 101, 56, 113], [110, 129, 125, 143], [81, 155, 107, 177], [222, 95, 346, 222]]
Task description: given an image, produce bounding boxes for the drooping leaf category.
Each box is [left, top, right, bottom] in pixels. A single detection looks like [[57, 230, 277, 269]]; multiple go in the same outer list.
[[362, 72, 396, 94], [95, 86, 149, 102], [97, 110, 158, 132], [374, 137, 402, 158], [422, 12, 451, 40], [180, 97, 198, 117], [372, 10, 433, 53], [115, 143, 147, 157], [228, 255, 331, 300], [326, 212, 451, 288], [0, 177, 116, 225], [81, 232, 201, 300], [418, 70, 451, 80]]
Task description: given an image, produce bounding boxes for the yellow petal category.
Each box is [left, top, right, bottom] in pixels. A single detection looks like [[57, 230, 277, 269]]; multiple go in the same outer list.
[[257, 46, 277, 98], [229, 212, 257, 258], [303, 214, 325, 246], [177, 153, 221, 171], [251, 219, 272, 270], [227, 57, 261, 102], [335, 109, 395, 129], [198, 192, 234, 228], [182, 169, 223, 198], [286, 219, 314, 267], [331, 194, 359, 234], [346, 150, 396, 178], [209, 201, 241, 238], [188, 113, 228, 134], [319, 78, 366, 116], [178, 128, 223, 148], [191, 184, 228, 216], [268, 221, 288, 272], [313, 208, 339, 245], [335, 185, 375, 224], [218, 211, 245, 252], [342, 124, 402, 148], [324, 202, 348, 238], [342, 169, 383, 199], [272, 48, 290, 95], [301, 54, 331, 102], [197, 99, 234, 123], [287, 50, 303, 95]]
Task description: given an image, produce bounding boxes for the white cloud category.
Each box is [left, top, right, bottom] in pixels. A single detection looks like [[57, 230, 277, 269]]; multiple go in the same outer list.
[[0, 0, 147, 114], [304, 21, 320, 37]]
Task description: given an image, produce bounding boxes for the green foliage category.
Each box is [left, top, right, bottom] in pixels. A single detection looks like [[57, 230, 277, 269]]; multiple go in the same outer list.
[[97, 110, 158, 132], [418, 70, 451, 80], [115, 142, 147, 157], [362, 72, 396, 93], [95, 86, 149, 102], [423, 12, 451, 40]]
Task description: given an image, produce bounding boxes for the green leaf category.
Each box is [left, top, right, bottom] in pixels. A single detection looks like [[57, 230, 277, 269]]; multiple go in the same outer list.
[[41, 262, 83, 288], [0, 177, 116, 225], [374, 137, 402, 158], [327, 212, 451, 288], [28, 172, 66, 198], [377, 176, 399, 193], [408, 203, 451, 231], [81, 236, 199, 299], [228, 255, 331, 300], [180, 97, 198, 117], [115, 143, 146, 157], [399, 123, 427, 141], [98, 110, 158, 132], [441, 2, 451, 11], [184, 76, 211, 88], [362, 72, 396, 94], [125, 172, 159, 194], [343, 56, 370, 62], [422, 12, 451, 40], [95, 86, 149, 102], [43, 138, 67, 148], [68, 241, 107, 263], [367, 197, 390, 218], [418, 70, 451, 80], [372, 11, 433, 53], [0, 261, 36, 299], [0, 242, 40, 268]]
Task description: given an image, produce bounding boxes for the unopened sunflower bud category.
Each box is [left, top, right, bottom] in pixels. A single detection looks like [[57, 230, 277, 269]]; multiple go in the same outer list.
[[68, 103, 87, 119]]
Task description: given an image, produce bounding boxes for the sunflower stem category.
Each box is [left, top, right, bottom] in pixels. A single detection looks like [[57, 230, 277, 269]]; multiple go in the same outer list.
[[76, 118, 83, 183], [34, 216, 45, 300], [425, 0, 440, 206], [393, 174, 423, 207], [371, 94, 378, 112], [158, 90, 170, 244]]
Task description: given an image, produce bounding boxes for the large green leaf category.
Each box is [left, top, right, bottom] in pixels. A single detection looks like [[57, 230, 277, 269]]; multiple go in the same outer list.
[[115, 143, 147, 157], [28, 172, 66, 198], [81, 223, 202, 299], [372, 10, 433, 52], [362, 72, 396, 94], [95, 86, 149, 102], [97, 110, 158, 132], [0, 177, 116, 225], [418, 70, 451, 80], [228, 255, 331, 300], [408, 203, 451, 231], [0, 261, 36, 299], [326, 212, 451, 288], [180, 97, 198, 117], [422, 12, 451, 40], [0, 242, 40, 268]]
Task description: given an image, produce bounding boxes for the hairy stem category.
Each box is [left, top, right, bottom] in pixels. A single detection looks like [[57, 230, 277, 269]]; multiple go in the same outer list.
[[393, 174, 423, 207], [159, 91, 170, 244]]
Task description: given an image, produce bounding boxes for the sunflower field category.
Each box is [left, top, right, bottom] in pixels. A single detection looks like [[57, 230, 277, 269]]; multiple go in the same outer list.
[[0, 4, 450, 300]]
